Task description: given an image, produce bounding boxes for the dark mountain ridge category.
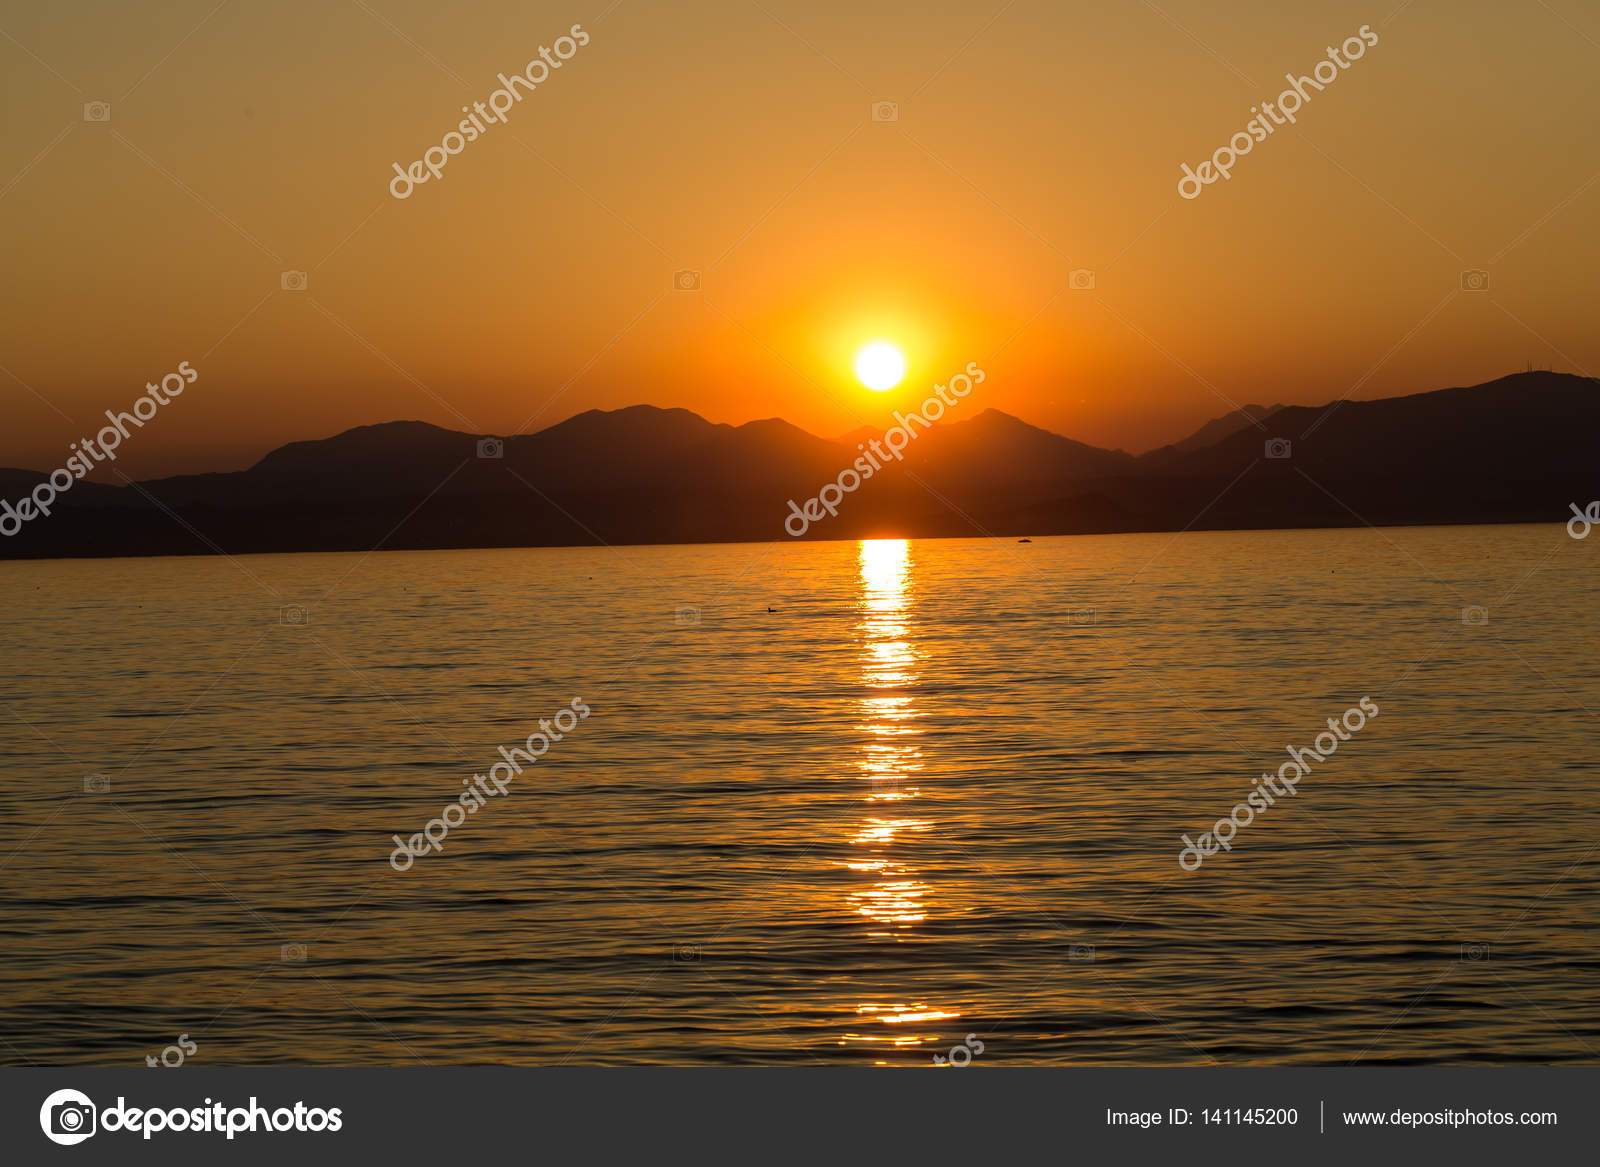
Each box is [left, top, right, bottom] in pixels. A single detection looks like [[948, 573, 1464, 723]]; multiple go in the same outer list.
[[1, 371, 1593, 559]]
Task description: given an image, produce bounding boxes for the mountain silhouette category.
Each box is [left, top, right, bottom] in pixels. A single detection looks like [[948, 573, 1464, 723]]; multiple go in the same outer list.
[[1164, 403, 1286, 453], [1, 371, 1593, 559]]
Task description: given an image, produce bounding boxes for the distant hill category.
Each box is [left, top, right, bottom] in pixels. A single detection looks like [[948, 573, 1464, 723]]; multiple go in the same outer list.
[[0, 371, 1593, 559], [1166, 403, 1285, 453]]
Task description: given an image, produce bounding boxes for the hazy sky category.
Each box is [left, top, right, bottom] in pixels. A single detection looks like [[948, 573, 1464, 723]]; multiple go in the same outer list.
[[2, 0, 1597, 477]]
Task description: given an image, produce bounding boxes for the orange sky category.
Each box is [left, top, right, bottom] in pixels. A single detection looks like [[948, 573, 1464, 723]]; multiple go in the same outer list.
[[2, 0, 1598, 477]]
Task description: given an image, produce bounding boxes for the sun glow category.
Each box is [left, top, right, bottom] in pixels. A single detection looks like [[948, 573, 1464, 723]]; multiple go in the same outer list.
[[854, 341, 906, 391]]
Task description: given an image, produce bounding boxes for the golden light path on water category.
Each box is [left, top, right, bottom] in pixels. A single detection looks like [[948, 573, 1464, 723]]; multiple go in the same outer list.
[[840, 539, 958, 1059]]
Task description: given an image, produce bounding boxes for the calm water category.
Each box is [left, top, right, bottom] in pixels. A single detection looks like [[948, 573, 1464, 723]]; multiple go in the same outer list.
[[2, 525, 1597, 1065]]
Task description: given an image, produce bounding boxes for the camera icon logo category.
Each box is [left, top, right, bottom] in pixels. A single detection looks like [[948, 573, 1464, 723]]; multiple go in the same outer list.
[[279, 605, 307, 626], [83, 773, 110, 794], [673, 943, 702, 962], [281, 942, 308, 962], [675, 605, 701, 627], [476, 436, 504, 459], [871, 100, 899, 122], [40, 1088, 97, 1145], [1068, 943, 1096, 963], [674, 269, 701, 291], [1265, 438, 1292, 459], [1462, 606, 1489, 626], [1069, 268, 1096, 290], [1461, 269, 1490, 292], [1460, 942, 1491, 961], [1067, 607, 1097, 626], [83, 102, 111, 123], [280, 270, 308, 292]]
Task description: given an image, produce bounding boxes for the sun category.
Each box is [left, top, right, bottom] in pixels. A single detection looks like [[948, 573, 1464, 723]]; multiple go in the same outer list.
[[854, 341, 906, 392]]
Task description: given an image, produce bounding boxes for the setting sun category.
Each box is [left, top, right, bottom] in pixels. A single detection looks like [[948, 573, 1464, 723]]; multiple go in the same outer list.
[[854, 342, 906, 392]]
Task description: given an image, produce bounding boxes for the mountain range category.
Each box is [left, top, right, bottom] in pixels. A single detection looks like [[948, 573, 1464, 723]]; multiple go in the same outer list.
[[1, 371, 1594, 559]]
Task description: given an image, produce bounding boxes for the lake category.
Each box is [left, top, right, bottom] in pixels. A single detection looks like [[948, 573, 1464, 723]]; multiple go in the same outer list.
[[1, 523, 1596, 1065]]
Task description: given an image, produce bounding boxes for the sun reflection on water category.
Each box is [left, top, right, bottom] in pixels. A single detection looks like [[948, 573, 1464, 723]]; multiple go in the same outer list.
[[837, 539, 957, 1059]]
